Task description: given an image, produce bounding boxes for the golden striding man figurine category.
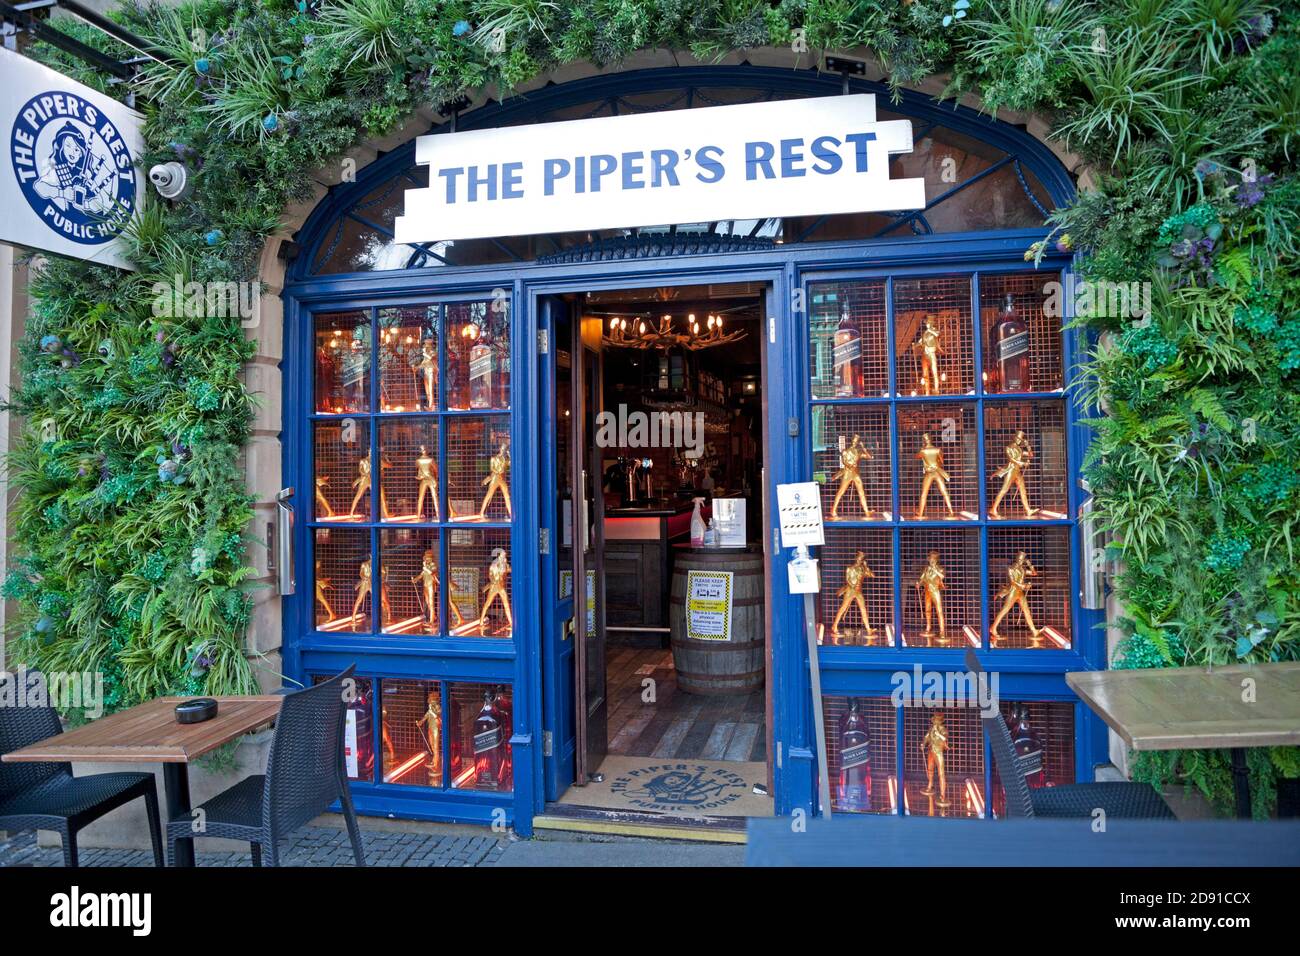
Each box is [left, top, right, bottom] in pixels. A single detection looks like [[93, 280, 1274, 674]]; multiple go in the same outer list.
[[912, 315, 944, 395], [915, 433, 956, 519], [314, 476, 335, 517], [379, 564, 394, 628], [830, 434, 873, 519], [416, 337, 436, 410], [315, 559, 334, 622], [480, 441, 512, 517], [916, 550, 948, 645], [991, 550, 1042, 646], [990, 430, 1036, 518], [479, 548, 512, 636], [351, 557, 372, 626], [416, 691, 441, 785], [348, 457, 371, 518], [415, 445, 439, 521], [831, 551, 877, 644], [920, 712, 951, 806]]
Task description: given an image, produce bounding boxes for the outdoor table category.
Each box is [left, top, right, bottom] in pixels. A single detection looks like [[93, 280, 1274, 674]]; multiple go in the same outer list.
[[1, 695, 282, 866], [745, 815, 1300, 866], [1066, 663, 1300, 819]]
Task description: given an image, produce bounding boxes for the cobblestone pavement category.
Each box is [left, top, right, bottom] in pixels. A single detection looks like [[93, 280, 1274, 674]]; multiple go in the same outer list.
[[0, 825, 508, 867]]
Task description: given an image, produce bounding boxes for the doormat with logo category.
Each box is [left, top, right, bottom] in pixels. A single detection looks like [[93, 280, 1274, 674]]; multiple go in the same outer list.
[[558, 756, 772, 819]]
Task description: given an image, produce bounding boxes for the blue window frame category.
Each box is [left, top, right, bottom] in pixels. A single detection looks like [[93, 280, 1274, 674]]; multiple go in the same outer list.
[[282, 66, 1098, 834]]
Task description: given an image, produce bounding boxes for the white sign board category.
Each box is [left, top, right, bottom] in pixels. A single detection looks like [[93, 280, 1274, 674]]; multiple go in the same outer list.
[[777, 482, 826, 548], [685, 570, 733, 642], [1, 48, 143, 270], [397, 94, 925, 243]]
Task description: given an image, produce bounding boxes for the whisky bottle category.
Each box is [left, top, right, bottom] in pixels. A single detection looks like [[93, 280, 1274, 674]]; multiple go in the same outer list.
[[472, 690, 504, 791], [492, 685, 514, 787], [832, 303, 863, 397], [991, 293, 1030, 392], [1008, 703, 1046, 788], [837, 698, 872, 810], [343, 684, 374, 782], [469, 332, 494, 408]]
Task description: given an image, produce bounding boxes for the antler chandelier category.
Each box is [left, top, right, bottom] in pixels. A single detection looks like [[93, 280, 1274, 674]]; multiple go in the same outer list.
[[602, 312, 747, 351]]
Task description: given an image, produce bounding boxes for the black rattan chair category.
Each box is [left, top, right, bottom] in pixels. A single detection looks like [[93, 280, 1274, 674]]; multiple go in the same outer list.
[[0, 698, 163, 867], [965, 650, 1175, 820], [166, 665, 365, 866]]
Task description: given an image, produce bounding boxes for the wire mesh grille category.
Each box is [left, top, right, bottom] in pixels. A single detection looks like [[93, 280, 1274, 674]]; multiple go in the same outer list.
[[984, 400, 1069, 520], [818, 528, 894, 646], [313, 419, 371, 521], [813, 405, 892, 521], [378, 306, 437, 412], [897, 402, 979, 520], [900, 529, 981, 648], [979, 271, 1064, 393], [894, 275, 974, 396], [312, 528, 372, 633], [808, 280, 889, 398], [447, 417, 512, 522], [990, 699, 1075, 817], [378, 419, 440, 522], [380, 529, 440, 635], [447, 527, 512, 638], [903, 704, 985, 818], [823, 696, 897, 814], [449, 683, 513, 792], [381, 679, 442, 788], [988, 527, 1072, 650], [313, 310, 371, 414], [446, 300, 511, 410], [314, 674, 375, 782]]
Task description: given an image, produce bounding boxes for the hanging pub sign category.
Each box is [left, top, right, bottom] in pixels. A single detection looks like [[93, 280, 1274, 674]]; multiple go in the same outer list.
[[396, 93, 926, 243], [1, 48, 143, 270]]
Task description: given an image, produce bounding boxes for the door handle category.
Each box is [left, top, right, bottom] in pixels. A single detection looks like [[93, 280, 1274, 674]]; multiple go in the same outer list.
[[275, 487, 295, 596]]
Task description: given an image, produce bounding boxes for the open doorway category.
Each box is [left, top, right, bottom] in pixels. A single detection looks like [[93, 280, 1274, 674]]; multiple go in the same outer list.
[[549, 281, 773, 823]]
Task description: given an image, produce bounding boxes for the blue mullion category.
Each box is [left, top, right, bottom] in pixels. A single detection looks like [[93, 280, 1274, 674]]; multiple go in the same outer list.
[[306, 520, 512, 531], [894, 703, 905, 816], [367, 305, 381, 636], [441, 679, 451, 790], [886, 275, 903, 650], [438, 306, 453, 640], [370, 674, 382, 786], [972, 273, 991, 650]]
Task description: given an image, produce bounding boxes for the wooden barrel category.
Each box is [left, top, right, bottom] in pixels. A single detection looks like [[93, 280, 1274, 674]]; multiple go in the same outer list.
[[669, 546, 766, 696]]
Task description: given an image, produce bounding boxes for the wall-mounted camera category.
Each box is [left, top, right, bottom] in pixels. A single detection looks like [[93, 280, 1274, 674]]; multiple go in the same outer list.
[[148, 161, 193, 201]]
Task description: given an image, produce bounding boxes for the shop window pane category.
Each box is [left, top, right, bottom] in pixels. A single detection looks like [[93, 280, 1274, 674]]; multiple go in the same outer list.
[[979, 272, 1064, 394], [894, 276, 974, 397], [446, 417, 512, 522], [314, 674, 375, 783], [897, 402, 979, 521], [818, 528, 894, 647], [380, 529, 440, 635], [904, 704, 985, 818], [988, 527, 1072, 650], [446, 300, 510, 410], [808, 280, 889, 399], [813, 405, 892, 522], [313, 528, 371, 633], [313, 419, 371, 522], [312, 169, 428, 275], [984, 400, 1069, 521], [381, 679, 442, 787], [449, 682, 513, 792], [314, 310, 371, 413], [447, 528, 513, 638], [991, 700, 1075, 818], [900, 529, 980, 649], [379, 305, 438, 412], [378, 418, 440, 523], [823, 696, 897, 814]]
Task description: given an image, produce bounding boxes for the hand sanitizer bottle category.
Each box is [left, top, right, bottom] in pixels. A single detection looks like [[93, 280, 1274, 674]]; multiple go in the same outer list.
[[690, 497, 706, 546]]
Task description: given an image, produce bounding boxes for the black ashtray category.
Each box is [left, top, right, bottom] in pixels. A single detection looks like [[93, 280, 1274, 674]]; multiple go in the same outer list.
[[175, 698, 218, 724]]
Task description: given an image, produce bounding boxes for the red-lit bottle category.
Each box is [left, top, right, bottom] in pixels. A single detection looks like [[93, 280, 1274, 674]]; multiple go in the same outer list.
[[991, 293, 1030, 392], [492, 685, 513, 787], [1007, 703, 1046, 788], [343, 685, 374, 782], [472, 691, 504, 791], [833, 303, 863, 397], [837, 698, 872, 810]]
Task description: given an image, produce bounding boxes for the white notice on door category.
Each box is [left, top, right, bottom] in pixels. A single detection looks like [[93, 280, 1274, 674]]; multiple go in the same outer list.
[[776, 482, 825, 548]]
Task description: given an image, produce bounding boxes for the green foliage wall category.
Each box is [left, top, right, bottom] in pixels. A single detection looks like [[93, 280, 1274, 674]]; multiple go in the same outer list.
[[7, 0, 1298, 812]]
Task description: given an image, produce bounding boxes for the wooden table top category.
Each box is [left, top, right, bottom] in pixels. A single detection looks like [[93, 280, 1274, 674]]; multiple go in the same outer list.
[[1, 696, 282, 764], [1066, 662, 1300, 751]]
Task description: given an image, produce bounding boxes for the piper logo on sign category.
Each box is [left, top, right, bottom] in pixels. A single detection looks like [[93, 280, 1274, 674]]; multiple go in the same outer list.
[[396, 94, 925, 243], [1, 48, 142, 270]]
